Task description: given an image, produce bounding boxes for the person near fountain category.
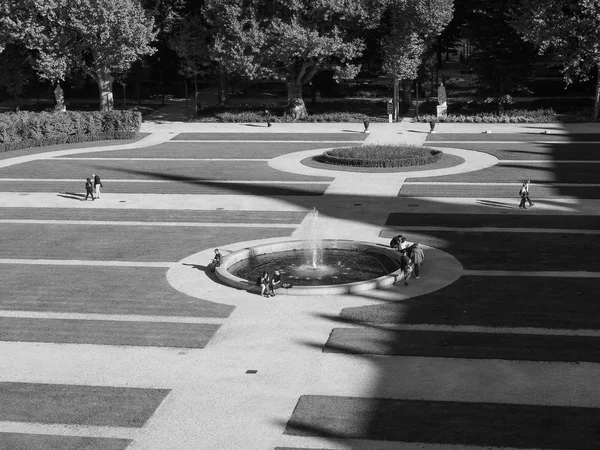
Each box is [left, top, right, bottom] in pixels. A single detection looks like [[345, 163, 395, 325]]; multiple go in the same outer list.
[[259, 271, 270, 297], [400, 250, 413, 286], [390, 234, 403, 250], [410, 243, 424, 279], [208, 249, 222, 272], [269, 270, 282, 296], [398, 237, 413, 252]]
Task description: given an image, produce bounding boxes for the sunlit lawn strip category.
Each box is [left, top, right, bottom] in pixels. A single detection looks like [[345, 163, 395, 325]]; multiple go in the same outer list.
[[0, 266, 233, 317]]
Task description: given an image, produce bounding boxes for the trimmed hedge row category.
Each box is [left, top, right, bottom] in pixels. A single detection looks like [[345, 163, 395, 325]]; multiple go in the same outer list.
[[416, 108, 592, 123], [0, 110, 142, 152], [316, 144, 443, 168], [0, 131, 138, 153]]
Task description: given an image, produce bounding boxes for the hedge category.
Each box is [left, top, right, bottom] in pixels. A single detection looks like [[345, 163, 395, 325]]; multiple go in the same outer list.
[[316, 144, 443, 168], [0, 110, 142, 152]]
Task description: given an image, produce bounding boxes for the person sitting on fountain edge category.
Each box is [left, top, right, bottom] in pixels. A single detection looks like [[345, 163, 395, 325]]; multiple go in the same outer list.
[[258, 271, 270, 297], [269, 270, 282, 296], [208, 249, 222, 272]]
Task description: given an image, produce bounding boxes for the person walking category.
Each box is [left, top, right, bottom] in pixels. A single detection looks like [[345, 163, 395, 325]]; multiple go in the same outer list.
[[92, 173, 103, 199], [84, 177, 94, 201], [519, 179, 534, 209], [410, 243, 425, 279]]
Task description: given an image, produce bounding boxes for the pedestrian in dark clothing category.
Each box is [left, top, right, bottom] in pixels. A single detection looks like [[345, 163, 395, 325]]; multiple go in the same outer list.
[[519, 179, 534, 209], [410, 243, 425, 279], [85, 177, 94, 201], [92, 173, 103, 199], [265, 109, 272, 127]]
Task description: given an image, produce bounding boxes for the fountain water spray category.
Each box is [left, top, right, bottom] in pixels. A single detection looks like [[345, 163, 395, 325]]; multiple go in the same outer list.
[[305, 207, 323, 268]]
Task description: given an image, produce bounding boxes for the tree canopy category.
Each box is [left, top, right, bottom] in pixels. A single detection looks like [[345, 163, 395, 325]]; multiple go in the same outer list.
[[1, 0, 157, 111], [511, 0, 600, 120]]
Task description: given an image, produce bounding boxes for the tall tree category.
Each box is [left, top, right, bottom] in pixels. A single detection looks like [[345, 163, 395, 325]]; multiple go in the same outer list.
[[511, 0, 600, 121], [466, 0, 537, 96], [0, 0, 157, 111], [382, 0, 454, 109], [170, 12, 212, 111], [204, 0, 381, 117], [0, 43, 32, 109], [204, 0, 265, 105]]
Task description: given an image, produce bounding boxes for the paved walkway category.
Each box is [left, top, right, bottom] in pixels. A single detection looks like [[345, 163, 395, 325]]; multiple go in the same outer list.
[[1, 119, 600, 449]]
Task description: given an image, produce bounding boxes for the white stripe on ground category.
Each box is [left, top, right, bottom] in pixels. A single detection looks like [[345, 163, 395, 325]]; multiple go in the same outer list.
[[169, 140, 363, 143], [404, 181, 600, 186], [426, 140, 600, 144], [394, 226, 600, 234], [464, 270, 600, 278], [0, 259, 174, 267], [500, 160, 600, 164], [0, 421, 139, 440], [0, 220, 298, 228], [0, 178, 326, 184], [54, 157, 270, 161], [0, 310, 225, 324], [367, 323, 600, 337]]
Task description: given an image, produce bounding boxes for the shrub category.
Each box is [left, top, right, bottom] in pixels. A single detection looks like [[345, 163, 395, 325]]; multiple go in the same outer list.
[[0, 110, 141, 152], [316, 144, 443, 168], [0, 131, 138, 153]]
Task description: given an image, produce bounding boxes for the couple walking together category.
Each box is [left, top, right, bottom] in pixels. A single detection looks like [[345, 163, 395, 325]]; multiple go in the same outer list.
[[85, 173, 103, 200]]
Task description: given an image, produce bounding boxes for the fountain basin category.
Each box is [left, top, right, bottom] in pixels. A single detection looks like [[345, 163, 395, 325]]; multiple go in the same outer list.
[[215, 239, 404, 296]]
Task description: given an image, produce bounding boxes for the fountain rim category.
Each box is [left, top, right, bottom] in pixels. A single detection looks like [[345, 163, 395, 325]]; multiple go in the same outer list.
[[215, 239, 405, 296]]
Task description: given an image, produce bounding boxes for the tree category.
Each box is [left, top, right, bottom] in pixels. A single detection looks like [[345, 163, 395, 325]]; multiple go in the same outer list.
[[0, 0, 157, 111], [511, 0, 600, 121], [0, 43, 32, 109], [203, 0, 265, 106], [170, 12, 212, 113], [464, 0, 538, 97], [382, 0, 454, 114], [204, 0, 380, 118]]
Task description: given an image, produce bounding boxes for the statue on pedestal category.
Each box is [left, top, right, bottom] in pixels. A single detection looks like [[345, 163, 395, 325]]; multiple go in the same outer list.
[[437, 81, 447, 106], [54, 83, 66, 112]]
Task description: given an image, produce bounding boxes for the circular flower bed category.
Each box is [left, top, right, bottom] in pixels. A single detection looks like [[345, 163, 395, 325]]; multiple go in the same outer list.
[[316, 144, 443, 168]]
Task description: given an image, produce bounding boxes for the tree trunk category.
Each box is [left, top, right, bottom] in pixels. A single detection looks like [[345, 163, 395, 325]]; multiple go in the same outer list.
[[402, 79, 412, 105], [285, 82, 308, 120], [594, 64, 600, 122], [217, 68, 226, 106], [194, 73, 198, 118], [96, 69, 114, 112]]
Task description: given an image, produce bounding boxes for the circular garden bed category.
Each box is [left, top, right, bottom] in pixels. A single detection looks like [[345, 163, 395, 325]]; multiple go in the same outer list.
[[315, 144, 443, 168]]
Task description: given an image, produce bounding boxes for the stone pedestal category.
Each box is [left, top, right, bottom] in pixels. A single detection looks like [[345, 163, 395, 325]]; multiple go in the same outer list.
[[436, 105, 447, 117]]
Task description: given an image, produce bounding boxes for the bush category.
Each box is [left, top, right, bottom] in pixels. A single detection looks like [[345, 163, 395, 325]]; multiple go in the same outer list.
[[0, 110, 142, 151], [0, 110, 141, 142], [0, 131, 138, 153], [316, 144, 443, 168]]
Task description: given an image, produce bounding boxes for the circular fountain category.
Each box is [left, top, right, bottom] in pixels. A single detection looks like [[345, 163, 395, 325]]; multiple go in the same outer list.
[[216, 239, 403, 295], [215, 208, 404, 295]]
